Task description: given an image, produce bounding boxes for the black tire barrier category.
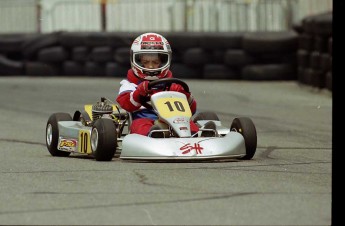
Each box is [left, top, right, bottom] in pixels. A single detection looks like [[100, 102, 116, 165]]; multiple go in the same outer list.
[[328, 37, 332, 55], [251, 52, 297, 65], [38, 46, 69, 63], [91, 46, 114, 63], [206, 50, 226, 64], [224, 49, 255, 67], [203, 64, 240, 80], [84, 32, 113, 47], [325, 71, 332, 91], [313, 35, 329, 53], [170, 63, 202, 79], [242, 64, 297, 81], [320, 53, 331, 72], [59, 32, 89, 48], [0, 33, 35, 53], [105, 62, 128, 77], [296, 11, 332, 91], [312, 12, 332, 36], [72, 46, 90, 62], [114, 47, 130, 67], [297, 49, 309, 68], [0, 11, 332, 92], [310, 51, 321, 70], [25, 61, 60, 76], [107, 32, 140, 48], [310, 69, 325, 89], [62, 61, 85, 76], [303, 68, 314, 85], [183, 48, 207, 66], [165, 32, 202, 50], [199, 32, 244, 50], [0, 54, 23, 75], [242, 31, 298, 54], [22, 32, 61, 60], [297, 67, 305, 84], [84, 61, 106, 77], [301, 11, 332, 36], [298, 33, 314, 51]]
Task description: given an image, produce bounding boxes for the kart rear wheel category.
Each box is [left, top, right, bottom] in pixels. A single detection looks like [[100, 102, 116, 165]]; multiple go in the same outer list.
[[91, 118, 117, 161], [46, 113, 72, 157], [192, 111, 219, 122], [230, 117, 257, 160]]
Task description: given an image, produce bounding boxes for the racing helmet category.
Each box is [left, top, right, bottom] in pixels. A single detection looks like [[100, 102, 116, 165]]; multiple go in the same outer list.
[[130, 32, 172, 80]]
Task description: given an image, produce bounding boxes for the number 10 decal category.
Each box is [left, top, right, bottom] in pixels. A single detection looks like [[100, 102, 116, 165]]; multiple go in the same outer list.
[[155, 97, 191, 118], [78, 130, 91, 154], [164, 100, 185, 112]]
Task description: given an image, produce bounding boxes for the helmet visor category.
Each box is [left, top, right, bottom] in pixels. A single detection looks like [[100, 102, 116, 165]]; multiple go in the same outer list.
[[133, 52, 169, 71]]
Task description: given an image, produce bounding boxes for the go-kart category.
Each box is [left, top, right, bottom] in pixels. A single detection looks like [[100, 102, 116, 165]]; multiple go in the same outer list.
[[45, 78, 257, 161]]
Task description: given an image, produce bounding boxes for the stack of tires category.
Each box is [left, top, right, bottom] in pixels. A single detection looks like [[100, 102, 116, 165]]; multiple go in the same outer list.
[[232, 31, 298, 81], [0, 33, 37, 75], [169, 32, 244, 80], [24, 31, 140, 77], [296, 11, 332, 91], [0, 13, 331, 90]]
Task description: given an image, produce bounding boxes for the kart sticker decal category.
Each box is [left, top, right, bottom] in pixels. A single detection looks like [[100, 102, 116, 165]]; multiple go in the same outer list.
[[180, 143, 203, 154], [155, 97, 192, 118], [78, 130, 92, 154], [141, 34, 164, 50], [173, 117, 188, 123], [59, 139, 77, 152]]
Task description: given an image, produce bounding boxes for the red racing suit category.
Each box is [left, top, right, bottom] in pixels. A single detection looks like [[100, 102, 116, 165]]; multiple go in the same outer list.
[[116, 69, 199, 136]]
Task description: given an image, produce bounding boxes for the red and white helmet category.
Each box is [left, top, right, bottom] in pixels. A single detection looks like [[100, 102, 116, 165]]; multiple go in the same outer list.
[[130, 32, 172, 80]]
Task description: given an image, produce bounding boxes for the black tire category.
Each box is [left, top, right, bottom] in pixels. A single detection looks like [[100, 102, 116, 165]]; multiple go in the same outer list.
[[0, 54, 24, 75], [169, 63, 202, 79], [230, 117, 257, 160], [46, 113, 72, 157], [203, 64, 240, 80], [114, 47, 131, 66], [91, 118, 117, 161], [105, 62, 128, 77], [183, 48, 207, 66], [38, 46, 69, 63], [62, 61, 85, 76], [241, 64, 296, 81], [325, 71, 332, 91], [84, 61, 106, 76], [192, 111, 219, 123], [72, 46, 90, 62], [242, 31, 298, 54], [25, 61, 60, 76], [91, 46, 114, 63]]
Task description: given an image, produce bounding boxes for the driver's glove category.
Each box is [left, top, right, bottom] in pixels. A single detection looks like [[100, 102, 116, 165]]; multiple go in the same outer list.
[[133, 81, 151, 103], [170, 83, 194, 106]]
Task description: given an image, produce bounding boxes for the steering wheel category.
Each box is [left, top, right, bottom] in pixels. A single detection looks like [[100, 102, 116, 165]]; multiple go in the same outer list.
[[140, 78, 190, 110], [148, 78, 190, 93]]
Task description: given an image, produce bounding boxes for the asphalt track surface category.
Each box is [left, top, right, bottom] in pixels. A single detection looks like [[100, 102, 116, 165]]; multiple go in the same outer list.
[[0, 76, 332, 225]]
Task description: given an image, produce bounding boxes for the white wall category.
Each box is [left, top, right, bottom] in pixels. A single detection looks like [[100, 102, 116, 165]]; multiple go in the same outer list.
[[0, 0, 333, 33]]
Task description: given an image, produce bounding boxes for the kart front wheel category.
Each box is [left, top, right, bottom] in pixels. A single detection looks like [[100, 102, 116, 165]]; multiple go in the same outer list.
[[91, 118, 117, 161], [230, 117, 257, 160], [46, 113, 72, 157]]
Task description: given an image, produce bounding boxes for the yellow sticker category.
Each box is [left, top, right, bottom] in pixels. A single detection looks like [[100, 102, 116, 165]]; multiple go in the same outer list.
[[155, 97, 192, 119], [78, 130, 92, 154], [84, 104, 117, 120], [84, 105, 93, 120]]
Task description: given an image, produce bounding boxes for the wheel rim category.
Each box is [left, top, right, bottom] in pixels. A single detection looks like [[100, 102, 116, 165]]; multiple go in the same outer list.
[[91, 128, 99, 151], [46, 124, 53, 146]]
